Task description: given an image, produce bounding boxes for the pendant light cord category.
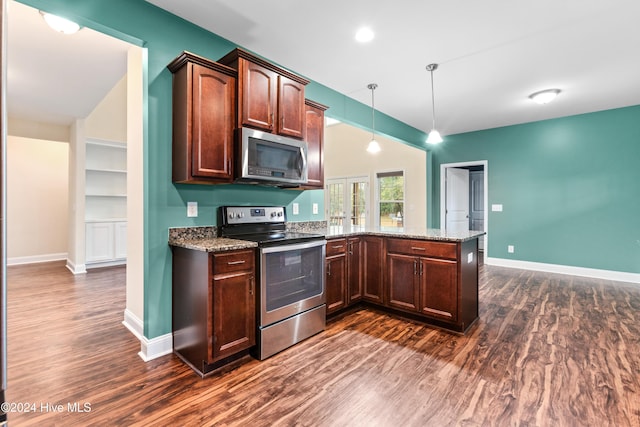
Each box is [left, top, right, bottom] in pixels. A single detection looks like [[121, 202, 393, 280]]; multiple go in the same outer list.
[[427, 64, 438, 130], [367, 83, 378, 139]]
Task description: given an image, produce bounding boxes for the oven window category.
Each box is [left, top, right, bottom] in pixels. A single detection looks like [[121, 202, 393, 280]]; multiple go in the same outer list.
[[263, 245, 323, 312]]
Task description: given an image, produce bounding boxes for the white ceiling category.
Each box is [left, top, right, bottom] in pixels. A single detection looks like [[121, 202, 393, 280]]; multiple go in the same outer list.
[[7, 0, 640, 137], [146, 0, 640, 136], [7, 1, 130, 125]]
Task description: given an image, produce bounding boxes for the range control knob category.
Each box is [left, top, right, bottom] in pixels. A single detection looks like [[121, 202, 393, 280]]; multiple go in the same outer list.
[[270, 212, 277, 218], [228, 212, 236, 220], [277, 211, 283, 217]]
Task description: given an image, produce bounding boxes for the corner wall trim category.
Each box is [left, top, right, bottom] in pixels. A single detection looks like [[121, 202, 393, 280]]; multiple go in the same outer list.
[[66, 259, 87, 275], [486, 257, 640, 285], [122, 309, 173, 361]]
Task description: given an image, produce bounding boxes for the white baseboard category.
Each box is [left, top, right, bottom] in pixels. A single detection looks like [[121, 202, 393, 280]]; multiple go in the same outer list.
[[123, 309, 173, 362], [7, 252, 67, 266], [486, 257, 640, 285], [66, 259, 87, 275]]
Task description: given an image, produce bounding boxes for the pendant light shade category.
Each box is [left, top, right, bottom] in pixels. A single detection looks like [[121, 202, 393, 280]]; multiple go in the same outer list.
[[366, 83, 381, 153], [426, 63, 443, 144]]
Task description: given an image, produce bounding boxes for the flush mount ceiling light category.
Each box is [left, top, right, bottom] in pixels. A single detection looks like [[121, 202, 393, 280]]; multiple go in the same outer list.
[[366, 83, 381, 154], [426, 63, 443, 144], [355, 27, 375, 43], [529, 89, 561, 105], [40, 11, 82, 34]]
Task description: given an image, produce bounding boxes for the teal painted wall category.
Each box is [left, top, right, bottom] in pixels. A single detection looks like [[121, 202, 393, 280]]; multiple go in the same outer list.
[[431, 105, 640, 274], [18, 0, 428, 339]]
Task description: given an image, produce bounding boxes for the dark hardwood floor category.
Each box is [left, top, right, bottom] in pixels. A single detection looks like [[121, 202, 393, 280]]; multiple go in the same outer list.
[[5, 261, 640, 426]]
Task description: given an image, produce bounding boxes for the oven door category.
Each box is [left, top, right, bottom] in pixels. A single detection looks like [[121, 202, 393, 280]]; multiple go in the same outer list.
[[259, 239, 326, 327]]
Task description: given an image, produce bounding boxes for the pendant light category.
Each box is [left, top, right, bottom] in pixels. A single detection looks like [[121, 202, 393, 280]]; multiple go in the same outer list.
[[426, 64, 443, 144], [366, 83, 381, 153]]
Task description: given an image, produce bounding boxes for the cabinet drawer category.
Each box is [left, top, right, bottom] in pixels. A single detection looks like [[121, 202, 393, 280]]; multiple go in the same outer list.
[[386, 238, 457, 260], [326, 238, 347, 256], [213, 250, 255, 274]]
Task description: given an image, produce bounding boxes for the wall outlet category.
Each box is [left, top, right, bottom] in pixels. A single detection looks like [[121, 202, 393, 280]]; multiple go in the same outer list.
[[312, 203, 319, 215], [292, 203, 299, 215], [492, 204, 503, 212], [187, 202, 198, 218], [508, 245, 515, 253]]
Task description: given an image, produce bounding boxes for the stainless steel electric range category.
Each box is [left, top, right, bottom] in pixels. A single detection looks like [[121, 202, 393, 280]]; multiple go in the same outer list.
[[219, 206, 326, 360]]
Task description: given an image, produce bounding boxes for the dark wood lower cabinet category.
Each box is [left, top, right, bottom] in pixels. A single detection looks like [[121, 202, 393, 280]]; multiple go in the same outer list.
[[325, 250, 347, 313], [362, 236, 384, 304], [327, 235, 479, 333], [172, 247, 256, 376], [387, 253, 419, 312], [347, 237, 363, 303]]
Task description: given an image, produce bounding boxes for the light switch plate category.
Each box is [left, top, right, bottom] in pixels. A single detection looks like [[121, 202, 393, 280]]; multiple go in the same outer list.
[[491, 204, 503, 212], [292, 203, 299, 215], [187, 202, 198, 217], [312, 203, 318, 215], [508, 245, 515, 253], [467, 252, 474, 264]]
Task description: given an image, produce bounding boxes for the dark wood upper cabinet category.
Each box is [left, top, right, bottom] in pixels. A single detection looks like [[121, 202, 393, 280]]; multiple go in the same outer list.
[[303, 99, 328, 189], [219, 48, 309, 139], [168, 52, 237, 184]]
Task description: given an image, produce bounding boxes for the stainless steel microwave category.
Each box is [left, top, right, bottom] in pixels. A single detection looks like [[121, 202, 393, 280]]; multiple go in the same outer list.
[[236, 127, 308, 186]]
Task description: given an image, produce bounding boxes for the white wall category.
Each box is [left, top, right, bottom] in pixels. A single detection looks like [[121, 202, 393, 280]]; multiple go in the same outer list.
[[125, 46, 145, 328], [85, 75, 127, 142], [6, 135, 69, 264], [325, 123, 427, 229]]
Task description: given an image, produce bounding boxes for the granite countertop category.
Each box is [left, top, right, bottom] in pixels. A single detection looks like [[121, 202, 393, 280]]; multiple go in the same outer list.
[[168, 226, 258, 252], [322, 227, 485, 242], [168, 223, 485, 252]]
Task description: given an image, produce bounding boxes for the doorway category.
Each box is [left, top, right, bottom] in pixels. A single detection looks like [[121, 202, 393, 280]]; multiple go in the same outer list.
[[440, 161, 488, 258], [325, 176, 369, 234]]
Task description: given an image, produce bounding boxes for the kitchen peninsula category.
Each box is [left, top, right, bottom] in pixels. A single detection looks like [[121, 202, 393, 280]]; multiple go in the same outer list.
[[170, 224, 484, 375]]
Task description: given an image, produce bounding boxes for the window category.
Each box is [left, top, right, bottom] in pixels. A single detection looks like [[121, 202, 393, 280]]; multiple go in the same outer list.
[[377, 171, 404, 231]]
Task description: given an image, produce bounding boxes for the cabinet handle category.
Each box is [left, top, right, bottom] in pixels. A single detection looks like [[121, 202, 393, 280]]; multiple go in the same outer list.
[[414, 259, 418, 275], [227, 260, 246, 265], [419, 262, 424, 276], [411, 247, 426, 251], [327, 262, 331, 276], [249, 276, 254, 296], [332, 245, 344, 249]]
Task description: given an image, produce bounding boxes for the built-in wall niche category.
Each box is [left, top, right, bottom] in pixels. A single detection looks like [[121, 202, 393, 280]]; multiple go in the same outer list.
[[85, 138, 127, 267]]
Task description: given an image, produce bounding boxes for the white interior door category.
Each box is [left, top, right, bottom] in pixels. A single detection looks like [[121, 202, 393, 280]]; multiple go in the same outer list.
[[326, 177, 369, 233], [445, 168, 470, 232]]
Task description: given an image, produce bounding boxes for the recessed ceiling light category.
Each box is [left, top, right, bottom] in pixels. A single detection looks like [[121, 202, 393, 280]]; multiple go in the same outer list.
[[40, 11, 82, 35], [355, 27, 374, 43], [529, 89, 561, 105]]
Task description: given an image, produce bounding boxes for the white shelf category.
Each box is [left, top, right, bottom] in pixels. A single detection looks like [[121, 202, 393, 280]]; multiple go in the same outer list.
[[86, 168, 127, 174]]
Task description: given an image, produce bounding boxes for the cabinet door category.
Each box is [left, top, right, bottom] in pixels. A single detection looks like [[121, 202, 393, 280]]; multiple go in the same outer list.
[[86, 222, 115, 263], [325, 254, 347, 314], [211, 271, 256, 362], [362, 236, 384, 304], [387, 253, 419, 312], [191, 63, 236, 181], [241, 60, 277, 132], [347, 237, 363, 303], [114, 222, 127, 260], [420, 258, 458, 321], [277, 75, 305, 138], [304, 100, 325, 189]]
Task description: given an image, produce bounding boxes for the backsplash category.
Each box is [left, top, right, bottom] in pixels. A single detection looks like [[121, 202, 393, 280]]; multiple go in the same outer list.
[[286, 221, 327, 233], [168, 226, 217, 241], [169, 221, 327, 242]]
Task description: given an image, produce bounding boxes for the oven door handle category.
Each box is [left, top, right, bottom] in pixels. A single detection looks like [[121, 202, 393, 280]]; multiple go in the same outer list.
[[260, 239, 327, 254]]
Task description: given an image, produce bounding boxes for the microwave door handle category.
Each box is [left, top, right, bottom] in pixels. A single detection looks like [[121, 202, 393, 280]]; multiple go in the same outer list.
[[298, 146, 307, 178]]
